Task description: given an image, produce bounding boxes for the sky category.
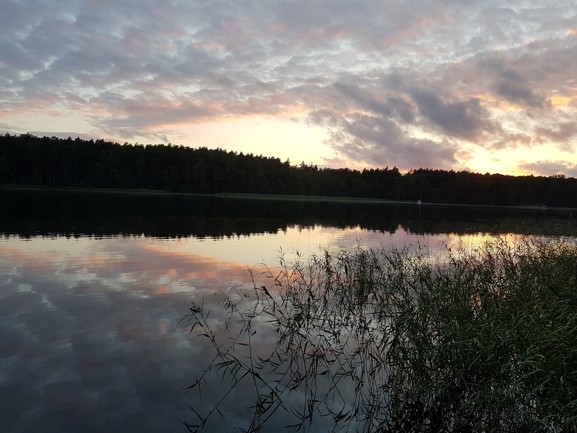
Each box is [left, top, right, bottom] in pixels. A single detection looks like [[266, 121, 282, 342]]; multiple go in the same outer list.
[[1, 0, 576, 176]]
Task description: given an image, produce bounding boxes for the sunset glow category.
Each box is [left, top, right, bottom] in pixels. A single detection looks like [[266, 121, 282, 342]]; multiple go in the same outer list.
[[1, 0, 576, 175]]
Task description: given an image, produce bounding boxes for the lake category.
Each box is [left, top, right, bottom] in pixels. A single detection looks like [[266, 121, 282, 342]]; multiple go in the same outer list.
[[1, 189, 576, 432]]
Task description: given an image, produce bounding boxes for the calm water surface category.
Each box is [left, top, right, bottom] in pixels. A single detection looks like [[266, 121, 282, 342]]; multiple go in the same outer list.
[[1, 190, 575, 432]]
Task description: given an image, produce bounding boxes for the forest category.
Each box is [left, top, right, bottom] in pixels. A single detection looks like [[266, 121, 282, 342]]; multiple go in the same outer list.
[[1, 133, 577, 208]]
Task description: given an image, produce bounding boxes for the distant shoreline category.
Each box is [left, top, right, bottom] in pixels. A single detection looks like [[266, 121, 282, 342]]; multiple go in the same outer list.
[[214, 192, 577, 212], [3, 183, 577, 212]]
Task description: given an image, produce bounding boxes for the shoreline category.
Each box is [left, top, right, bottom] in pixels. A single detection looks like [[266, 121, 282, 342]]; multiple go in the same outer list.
[[3, 183, 577, 212]]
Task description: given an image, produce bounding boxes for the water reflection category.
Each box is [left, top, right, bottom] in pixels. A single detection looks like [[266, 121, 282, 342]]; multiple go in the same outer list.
[[0, 229, 551, 432], [1, 188, 575, 239], [1, 190, 576, 432], [0, 235, 261, 433]]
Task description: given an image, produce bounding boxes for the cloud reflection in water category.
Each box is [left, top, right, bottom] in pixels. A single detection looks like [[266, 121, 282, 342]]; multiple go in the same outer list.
[[0, 235, 255, 433], [0, 227, 510, 432]]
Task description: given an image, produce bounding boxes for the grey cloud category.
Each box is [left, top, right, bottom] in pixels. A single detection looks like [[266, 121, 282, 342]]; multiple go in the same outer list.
[[334, 82, 416, 122], [0, 122, 17, 131], [27, 131, 99, 141], [344, 114, 404, 146], [518, 40, 577, 96], [95, 97, 215, 130], [493, 80, 548, 109], [488, 132, 534, 150], [0, 0, 31, 33], [335, 132, 457, 171], [411, 89, 491, 140], [308, 109, 343, 127], [433, 32, 576, 111], [387, 96, 416, 123], [534, 122, 577, 151], [520, 160, 577, 178], [0, 39, 45, 82], [316, 111, 457, 169], [466, 45, 572, 110], [306, 73, 491, 165]]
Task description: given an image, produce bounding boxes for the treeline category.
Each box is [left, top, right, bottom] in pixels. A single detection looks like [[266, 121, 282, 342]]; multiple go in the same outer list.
[[1, 133, 576, 207]]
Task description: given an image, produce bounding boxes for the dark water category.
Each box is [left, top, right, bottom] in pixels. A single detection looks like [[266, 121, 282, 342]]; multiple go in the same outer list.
[[1, 189, 576, 432], [2, 187, 576, 238]]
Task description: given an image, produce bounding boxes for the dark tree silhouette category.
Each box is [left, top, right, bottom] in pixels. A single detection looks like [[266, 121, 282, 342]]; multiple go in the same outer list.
[[2, 133, 577, 207]]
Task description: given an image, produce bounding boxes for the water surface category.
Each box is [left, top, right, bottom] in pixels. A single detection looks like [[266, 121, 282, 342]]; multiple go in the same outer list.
[[1, 190, 575, 432]]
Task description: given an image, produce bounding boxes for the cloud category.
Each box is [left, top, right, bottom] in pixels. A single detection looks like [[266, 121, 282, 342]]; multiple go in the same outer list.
[[492, 80, 547, 110], [26, 130, 99, 141], [1, 0, 577, 174], [313, 110, 457, 170], [470, 55, 549, 109], [520, 160, 577, 178], [410, 89, 492, 140], [334, 82, 416, 122], [534, 122, 577, 150]]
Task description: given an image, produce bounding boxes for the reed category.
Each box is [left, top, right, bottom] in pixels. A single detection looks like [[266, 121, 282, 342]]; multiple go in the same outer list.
[[184, 238, 577, 432]]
